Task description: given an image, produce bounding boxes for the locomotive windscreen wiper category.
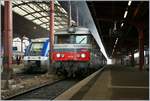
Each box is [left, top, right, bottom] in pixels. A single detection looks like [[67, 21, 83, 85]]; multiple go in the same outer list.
[[78, 37, 86, 44]]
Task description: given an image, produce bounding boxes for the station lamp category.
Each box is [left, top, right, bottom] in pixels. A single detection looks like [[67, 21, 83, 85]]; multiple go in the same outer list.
[[128, 0, 132, 6]]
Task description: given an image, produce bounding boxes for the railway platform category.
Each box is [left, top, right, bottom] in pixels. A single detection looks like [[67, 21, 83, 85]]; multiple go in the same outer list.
[[55, 65, 149, 100]]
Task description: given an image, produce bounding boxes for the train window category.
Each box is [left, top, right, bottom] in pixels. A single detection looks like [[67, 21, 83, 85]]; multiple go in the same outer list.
[[76, 36, 87, 44], [55, 35, 91, 44], [13, 47, 18, 51], [55, 35, 70, 44], [29, 42, 44, 56], [75, 35, 91, 44]]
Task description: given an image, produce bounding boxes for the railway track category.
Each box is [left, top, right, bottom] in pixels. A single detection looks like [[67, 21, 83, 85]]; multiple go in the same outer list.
[[5, 79, 78, 100], [3, 67, 104, 100]]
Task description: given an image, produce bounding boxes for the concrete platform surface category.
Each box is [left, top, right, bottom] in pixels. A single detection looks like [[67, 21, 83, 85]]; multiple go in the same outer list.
[[71, 65, 149, 100]]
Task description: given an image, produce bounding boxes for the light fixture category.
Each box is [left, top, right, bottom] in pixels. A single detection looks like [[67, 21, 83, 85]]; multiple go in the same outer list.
[[61, 54, 65, 58], [124, 11, 128, 18], [115, 38, 119, 45], [112, 38, 119, 56], [121, 23, 124, 27], [128, 0, 132, 6], [113, 21, 117, 31]]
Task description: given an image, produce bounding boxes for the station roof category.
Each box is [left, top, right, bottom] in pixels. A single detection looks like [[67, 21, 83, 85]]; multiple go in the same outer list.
[[87, 1, 149, 58], [1, 1, 149, 59], [12, 1, 69, 30], [1, 0, 71, 38]]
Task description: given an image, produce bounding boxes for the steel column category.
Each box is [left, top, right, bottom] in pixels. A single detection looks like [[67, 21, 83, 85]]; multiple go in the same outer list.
[[76, 7, 79, 26], [68, 0, 72, 27], [49, 0, 54, 65], [131, 50, 135, 66], [21, 37, 23, 53], [3, 0, 13, 89], [131, 21, 145, 71], [4, 1, 13, 73], [138, 29, 144, 71]]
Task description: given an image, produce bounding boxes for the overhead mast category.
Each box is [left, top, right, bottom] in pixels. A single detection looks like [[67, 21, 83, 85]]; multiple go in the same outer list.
[[68, 0, 72, 27], [76, 7, 79, 26]]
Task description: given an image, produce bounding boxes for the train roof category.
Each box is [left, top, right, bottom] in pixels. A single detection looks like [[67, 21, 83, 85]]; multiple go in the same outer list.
[[55, 26, 90, 35], [31, 38, 49, 42]]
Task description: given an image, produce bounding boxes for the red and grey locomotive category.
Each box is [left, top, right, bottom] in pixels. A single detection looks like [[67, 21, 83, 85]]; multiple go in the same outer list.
[[23, 26, 106, 76], [53, 26, 106, 77]]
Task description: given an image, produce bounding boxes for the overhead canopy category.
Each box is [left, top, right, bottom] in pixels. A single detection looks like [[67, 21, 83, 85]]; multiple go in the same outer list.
[[13, 0, 69, 31], [1, 1, 110, 61], [87, 1, 149, 58], [1, 0, 71, 38]]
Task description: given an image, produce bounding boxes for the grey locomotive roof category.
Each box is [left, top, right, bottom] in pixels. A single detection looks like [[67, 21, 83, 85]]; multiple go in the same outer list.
[[55, 26, 90, 35]]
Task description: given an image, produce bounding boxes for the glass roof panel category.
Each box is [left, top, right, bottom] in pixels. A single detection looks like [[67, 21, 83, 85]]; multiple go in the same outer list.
[[13, 7, 28, 16], [23, 1, 30, 3], [25, 15, 35, 20], [54, 0, 60, 5], [38, 4, 49, 10], [40, 24, 47, 29], [54, 26, 59, 29], [54, 22, 59, 25], [32, 13, 42, 18], [57, 6, 67, 14], [40, 12, 48, 16], [46, 17, 49, 19], [54, 13, 57, 16], [62, 9, 67, 14], [12, 1, 23, 5], [39, 18, 48, 22], [60, 26, 64, 28], [61, 22, 67, 24], [33, 19, 43, 25], [28, 4, 41, 11], [20, 5, 35, 12], [55, 17, 62, 21], [1, 1, 4, 5], [5, 0, 69, 31]]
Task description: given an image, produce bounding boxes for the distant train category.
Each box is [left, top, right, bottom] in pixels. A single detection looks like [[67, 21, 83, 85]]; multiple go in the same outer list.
[[23, 26, 107, 76], [23, 38, 50, 73]]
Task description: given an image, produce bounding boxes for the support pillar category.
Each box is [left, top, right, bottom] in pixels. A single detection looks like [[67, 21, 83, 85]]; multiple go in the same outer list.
[[132, 21, 144, 71], [3, 0, 13, 88], [21, 37, 23, 53], [138, 30, 144, 71], [130, 50, 135, 67], [49, 0, 54, 72], [20, 37, 23, 64]]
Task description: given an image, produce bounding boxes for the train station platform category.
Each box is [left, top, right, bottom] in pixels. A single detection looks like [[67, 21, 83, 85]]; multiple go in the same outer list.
[[56, 65, 149, 100]]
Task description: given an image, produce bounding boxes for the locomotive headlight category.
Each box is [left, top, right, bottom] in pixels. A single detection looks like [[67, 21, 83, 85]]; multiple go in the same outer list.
[[81, 53, 86, 58], [61, 54, 65, 58], [56, 53, 61, 58]]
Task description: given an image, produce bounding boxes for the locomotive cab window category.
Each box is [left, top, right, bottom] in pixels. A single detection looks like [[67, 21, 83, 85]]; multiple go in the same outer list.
[[28, 42, 44, 56], [55, 35, 70, 44], [75, 35, 91, 44], [55, 34, 91, 44]]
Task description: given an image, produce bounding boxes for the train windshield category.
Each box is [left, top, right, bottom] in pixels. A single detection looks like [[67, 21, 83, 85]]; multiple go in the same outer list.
[[28, 42, 44, 56], [55, 35, 91, 44], [75, 35, 88, 44]]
